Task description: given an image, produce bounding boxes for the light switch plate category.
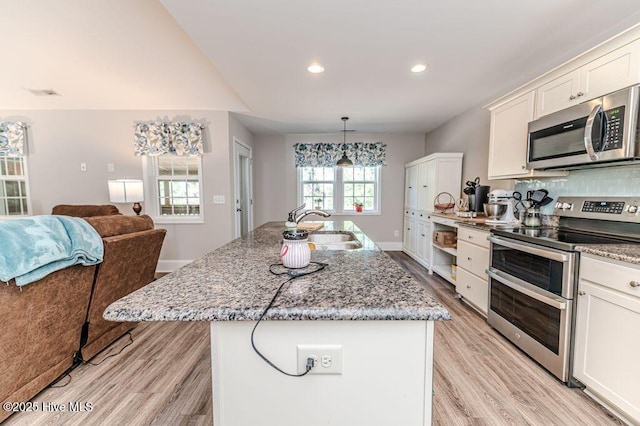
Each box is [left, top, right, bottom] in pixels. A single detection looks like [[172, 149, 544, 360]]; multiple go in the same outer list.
[[213, 195, 225, 204]]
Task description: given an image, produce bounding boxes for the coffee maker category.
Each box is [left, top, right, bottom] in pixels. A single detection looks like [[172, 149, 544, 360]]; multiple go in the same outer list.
[[486, 189, 518, 224]]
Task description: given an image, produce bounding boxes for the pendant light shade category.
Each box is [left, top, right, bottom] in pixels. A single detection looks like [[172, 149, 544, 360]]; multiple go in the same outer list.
[[336, 117, 353, 167]]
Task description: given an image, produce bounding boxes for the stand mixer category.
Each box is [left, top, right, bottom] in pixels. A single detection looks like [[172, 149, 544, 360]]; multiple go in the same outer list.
[[485, 189, 518, 225]]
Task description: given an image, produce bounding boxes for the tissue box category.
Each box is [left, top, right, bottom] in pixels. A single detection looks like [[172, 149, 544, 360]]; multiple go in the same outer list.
[[433, 231, 457, 248]]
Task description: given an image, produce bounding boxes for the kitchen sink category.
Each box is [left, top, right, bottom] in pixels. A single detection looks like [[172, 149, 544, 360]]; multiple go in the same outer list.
[[308, 231, 362, 250]]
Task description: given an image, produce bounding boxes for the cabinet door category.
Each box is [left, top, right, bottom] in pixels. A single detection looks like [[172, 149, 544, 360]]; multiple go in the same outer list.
[[580, 39, 640, 104], [417, 161, 435, 212], [405, 166, 418, 209], [416, 219, 431, 265], [535, 69, 580, 118], [573, 279, 640, 423], [488, 91, 535, 178], [403, 216, 418, 255]]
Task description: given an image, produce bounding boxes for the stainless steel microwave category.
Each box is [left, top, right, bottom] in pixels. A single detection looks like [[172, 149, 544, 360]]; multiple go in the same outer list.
[[527, 85, 640, 170]]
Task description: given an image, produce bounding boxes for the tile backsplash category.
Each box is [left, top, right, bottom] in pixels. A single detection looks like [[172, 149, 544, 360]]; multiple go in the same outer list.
[[515, 165, 640, 214]]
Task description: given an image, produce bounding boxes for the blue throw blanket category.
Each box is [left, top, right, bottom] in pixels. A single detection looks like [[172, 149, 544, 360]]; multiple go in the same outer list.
[[0, 215, 103, 286]]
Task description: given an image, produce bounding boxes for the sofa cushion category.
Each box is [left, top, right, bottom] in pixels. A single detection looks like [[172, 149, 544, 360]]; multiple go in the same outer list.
[[84, 214, 154, 238], [52, 204, 121, 217]]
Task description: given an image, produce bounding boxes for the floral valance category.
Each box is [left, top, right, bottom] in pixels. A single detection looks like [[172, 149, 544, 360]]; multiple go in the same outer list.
[[0, 122, 26, 156], [134, 121, 204, 156], [294, 142, 386, 167]]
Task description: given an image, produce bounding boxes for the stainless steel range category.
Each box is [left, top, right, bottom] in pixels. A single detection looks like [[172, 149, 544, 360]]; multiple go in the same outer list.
[[487, 196, 640, 384]]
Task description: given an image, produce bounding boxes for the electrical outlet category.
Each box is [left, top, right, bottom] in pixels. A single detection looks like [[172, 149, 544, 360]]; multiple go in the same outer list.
[[297, 344, 342, 375], [80, 162, 87, 172], [394, 230, 399, 237]]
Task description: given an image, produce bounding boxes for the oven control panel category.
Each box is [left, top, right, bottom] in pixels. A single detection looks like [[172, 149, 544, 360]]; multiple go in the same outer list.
[[554, 196, 640, 222]]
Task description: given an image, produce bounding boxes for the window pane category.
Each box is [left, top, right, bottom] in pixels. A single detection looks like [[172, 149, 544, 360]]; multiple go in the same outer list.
[[187, 159, 199, 176], [343, 168, 354, 181], [171, 181, 186, 196], [365, 184, 375, 197], [187, 181, 199, 197], [7, 199, 21, 214], [158, 157, 173, 175], [353, 167, 364, 181], [303, 184, 313, 196], [344, 184, 353, 196], [364, 198, 374, 210], [6, 158, 22, 176], [354, 184, 365, 197], [364, 167, 375, 181], [0, 159, 5, 176], [5, 181, 19, 197]]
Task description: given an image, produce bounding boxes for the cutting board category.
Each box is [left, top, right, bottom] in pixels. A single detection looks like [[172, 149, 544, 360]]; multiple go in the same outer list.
[[297, 222, 325, 231]]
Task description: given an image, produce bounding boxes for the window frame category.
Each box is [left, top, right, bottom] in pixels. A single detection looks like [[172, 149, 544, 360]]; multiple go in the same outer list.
[[142, 155, 204, 224], [297, 165, 381, 215], [0, 155, 32, 219]]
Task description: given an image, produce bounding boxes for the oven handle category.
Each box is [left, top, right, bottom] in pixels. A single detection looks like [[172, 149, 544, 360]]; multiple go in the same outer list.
[[487, 267, 567, 310], [488, 235, 570, 263]]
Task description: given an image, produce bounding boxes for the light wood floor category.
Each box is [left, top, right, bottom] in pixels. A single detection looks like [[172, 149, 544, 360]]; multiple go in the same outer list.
[[6, 252, 623, 425]]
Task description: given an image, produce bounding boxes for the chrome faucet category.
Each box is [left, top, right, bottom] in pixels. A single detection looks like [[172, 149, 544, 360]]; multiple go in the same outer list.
[[287, 203, 331, 224]]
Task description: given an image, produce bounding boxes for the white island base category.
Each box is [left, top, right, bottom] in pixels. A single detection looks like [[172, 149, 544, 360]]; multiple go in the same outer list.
[[211, 320, 435, 426]]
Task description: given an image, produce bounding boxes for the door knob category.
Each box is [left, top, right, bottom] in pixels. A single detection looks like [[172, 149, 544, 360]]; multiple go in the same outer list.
[[630, 281, 639, 288], [236, 208, 242, 212]]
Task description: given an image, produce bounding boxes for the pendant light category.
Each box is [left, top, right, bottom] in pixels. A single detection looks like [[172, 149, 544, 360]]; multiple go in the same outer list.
[[336, 116, 353, 167]]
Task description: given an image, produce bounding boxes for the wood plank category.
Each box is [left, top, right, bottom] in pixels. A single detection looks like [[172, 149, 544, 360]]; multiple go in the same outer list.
[[6, 253, 624, 425]]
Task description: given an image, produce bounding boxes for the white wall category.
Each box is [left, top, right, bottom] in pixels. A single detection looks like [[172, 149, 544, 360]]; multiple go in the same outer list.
[[253, 133, 425, 245], [424, 105, 513, 193], [0, 109, 254, 269]]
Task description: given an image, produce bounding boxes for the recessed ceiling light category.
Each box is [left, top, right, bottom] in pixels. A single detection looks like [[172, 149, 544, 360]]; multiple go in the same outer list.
[[411, 63, 428, 73], [307, 63, 325, 74]]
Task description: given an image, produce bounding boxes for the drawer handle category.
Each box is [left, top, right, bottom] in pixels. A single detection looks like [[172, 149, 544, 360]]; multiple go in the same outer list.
[[631, 281, 640, 288], [578, 290, 586, 296]]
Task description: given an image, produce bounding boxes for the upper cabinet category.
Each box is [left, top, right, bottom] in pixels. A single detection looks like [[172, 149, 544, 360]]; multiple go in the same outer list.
[[486, 27, 640, 180], [536, 39, 640, 118], [405, 153, 463, 213]]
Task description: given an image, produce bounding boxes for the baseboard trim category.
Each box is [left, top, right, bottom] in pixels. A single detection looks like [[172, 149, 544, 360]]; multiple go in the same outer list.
[[157, 259, 192, 273], [377, 242, 403, 251]]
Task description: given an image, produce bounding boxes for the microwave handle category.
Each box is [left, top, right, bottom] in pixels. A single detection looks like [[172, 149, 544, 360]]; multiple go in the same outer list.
[[584, 103, 603, 161]]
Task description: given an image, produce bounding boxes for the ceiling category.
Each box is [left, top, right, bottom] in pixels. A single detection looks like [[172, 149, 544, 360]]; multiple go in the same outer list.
[[3, 1, 640, 136]]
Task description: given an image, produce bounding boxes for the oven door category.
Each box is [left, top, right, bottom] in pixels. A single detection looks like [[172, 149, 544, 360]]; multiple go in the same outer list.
[[487, 236, 577, 382]]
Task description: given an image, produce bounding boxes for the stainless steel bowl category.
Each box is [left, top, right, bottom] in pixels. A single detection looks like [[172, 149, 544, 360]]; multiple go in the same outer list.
[[483, 202, 507, 219]]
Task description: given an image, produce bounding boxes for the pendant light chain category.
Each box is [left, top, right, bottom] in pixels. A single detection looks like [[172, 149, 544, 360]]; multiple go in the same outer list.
[[337, 116, 353, 167]]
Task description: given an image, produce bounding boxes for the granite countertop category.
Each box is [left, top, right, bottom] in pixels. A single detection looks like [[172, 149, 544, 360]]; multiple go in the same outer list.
[[103, 221, 450, 322], [576, 244, 640, 265]]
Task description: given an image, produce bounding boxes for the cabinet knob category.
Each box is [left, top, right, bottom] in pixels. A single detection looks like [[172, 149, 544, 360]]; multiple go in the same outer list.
[[569, 95, 576, 100], [467, 257, 472, 261], [630, 281, 639, 288], [421, 234, 426, 237], [408, 186, 413, 189], [468, 235, 473, 239], [578, 290, 586, 296], [467, 285, 471, 289], [423, 185, 427, 188], [521, 165, 526, 169], [576, 91, 584, 97]]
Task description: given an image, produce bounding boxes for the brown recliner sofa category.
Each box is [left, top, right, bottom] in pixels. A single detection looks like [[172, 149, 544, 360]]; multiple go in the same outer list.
[[0, 207, 166, 422]]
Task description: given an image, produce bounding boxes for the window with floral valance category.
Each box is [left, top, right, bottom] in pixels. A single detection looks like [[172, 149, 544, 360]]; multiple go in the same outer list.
[[0, 121, 27, 156], [134, 121, 204, 157], [293, 142, 386, 167]]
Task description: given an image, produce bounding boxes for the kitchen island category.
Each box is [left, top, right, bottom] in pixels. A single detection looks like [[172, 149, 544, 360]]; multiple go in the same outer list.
[[104, 221, 450, 426]]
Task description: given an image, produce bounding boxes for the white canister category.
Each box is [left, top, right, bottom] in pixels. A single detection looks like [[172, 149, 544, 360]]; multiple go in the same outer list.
[[281, 230, 311, 269]]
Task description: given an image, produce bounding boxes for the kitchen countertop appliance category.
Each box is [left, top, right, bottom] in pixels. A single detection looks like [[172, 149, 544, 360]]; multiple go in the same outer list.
[[527, 84, 640, 170], [487, 196, 640, 384], [485, 189, 518, 225]]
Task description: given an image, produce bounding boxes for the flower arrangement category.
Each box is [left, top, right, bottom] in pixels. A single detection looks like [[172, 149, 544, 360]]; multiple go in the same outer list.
[[314, 198, 323, 208], [354, 201, 364, 213]]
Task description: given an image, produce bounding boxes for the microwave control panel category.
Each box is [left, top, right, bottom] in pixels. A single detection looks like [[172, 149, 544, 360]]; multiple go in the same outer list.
[[602, 106, 625, 151]]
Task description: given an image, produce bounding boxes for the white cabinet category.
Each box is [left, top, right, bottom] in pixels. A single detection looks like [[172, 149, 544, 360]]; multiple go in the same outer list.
[[488, 91, 568, 180], [536, 39, 640, 118], [417, 161, 435, 212], [573, 254, 640, 425], [403, 209, 431, 269], [404, 165, 418, 209], [456, 226, 489, 316]]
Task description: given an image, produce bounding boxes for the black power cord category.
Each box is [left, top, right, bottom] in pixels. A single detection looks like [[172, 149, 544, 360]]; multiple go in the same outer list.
[[250, 261, 328, 377]]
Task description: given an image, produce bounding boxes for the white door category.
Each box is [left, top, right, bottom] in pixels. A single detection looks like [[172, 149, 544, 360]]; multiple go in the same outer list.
[[234, 139, 253, 238]]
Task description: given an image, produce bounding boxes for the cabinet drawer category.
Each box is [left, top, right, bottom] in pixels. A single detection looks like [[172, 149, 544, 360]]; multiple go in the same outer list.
[[456, 267, 488, 316], [457, 227, 490, 249], [580, 254, 640, 299], [457, 241, 490, 278]]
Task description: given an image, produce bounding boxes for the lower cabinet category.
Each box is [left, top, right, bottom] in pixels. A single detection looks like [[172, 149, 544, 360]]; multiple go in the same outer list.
[[455, 226, 490, 316], [402, 209, 431, 269], [573, 254, 640, 425]]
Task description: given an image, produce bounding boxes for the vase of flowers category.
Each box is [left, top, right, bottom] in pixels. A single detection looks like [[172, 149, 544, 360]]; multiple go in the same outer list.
[[354, 201, 363, 213], [314, 198, 323, 209]]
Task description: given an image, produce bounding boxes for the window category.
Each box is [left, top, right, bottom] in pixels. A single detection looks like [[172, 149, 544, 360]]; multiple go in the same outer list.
[[298, 166, 380, 214], [0, 156, 30, 216], [144, 155, 203, 222]]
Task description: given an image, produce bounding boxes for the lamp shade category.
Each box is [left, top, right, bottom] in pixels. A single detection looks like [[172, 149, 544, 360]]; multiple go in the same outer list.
[[108, 179, 144, 203]]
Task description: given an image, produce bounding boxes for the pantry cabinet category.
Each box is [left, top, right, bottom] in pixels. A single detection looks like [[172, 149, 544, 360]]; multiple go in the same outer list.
[[536, 39, 640, 118], [456, 226, 490, 316], [403, 153, 463, 270], [573, 254, 640, 425]]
